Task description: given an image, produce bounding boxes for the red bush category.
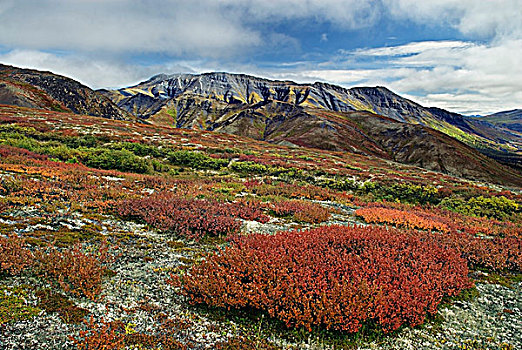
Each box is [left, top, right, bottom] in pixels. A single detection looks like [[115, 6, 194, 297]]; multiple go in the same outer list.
[[35, 242, 113, 300], [116, 194, 268, 240], [70, 316, 125, 350], [0, 235, 33, 276], [175, 225, 472, 333], [271, 200, 330, 223]]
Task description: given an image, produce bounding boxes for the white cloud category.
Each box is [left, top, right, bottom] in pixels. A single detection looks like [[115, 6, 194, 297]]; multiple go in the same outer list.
[[384, 0, 522, 40], [0, 1, 262, 57], [0, 0, 381, 57], [301, 38, 522, 115], [0, 50, 205, 89], [0, 1, 521, 115], [354, 41, 473, 58]]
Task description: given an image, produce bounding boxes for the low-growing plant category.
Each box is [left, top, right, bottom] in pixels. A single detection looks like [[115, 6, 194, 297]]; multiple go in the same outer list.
[[0, 234, 33, 276], [175, 225, 472, 333], [441, 195, 519, 220], [168, 150, 228, 170], [0, 286, 41, 325], [355, 207, 450, 233], [34, 242, 113, 300], [70, 316, 125, 350], [116, 194, 268, 240], [271, 200, 330, 224], [36, 288, 88, 324]]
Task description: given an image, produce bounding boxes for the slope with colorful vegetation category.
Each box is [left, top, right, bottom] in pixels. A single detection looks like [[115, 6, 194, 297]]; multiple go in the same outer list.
[[0, 105, 521, 349]]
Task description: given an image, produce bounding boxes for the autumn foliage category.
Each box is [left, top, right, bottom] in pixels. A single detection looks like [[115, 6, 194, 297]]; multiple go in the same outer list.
[[0, 235, 112, 300], [271, 200, 331, 223], [70, 316, 125, 350], [355, 207, 450, 232], [34, 242, 113, 300], [176, 225, 472, 333], [0, 234, 33, 276], [355, 205, 522, 272], [116, 193, 269, 240]]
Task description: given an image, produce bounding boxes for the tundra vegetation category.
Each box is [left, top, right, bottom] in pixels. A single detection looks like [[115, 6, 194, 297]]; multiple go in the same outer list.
[[0, 105, 520, 349]]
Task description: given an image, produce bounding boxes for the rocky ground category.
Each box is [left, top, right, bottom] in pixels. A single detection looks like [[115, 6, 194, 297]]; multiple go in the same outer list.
[[1, 202, 520, 350]]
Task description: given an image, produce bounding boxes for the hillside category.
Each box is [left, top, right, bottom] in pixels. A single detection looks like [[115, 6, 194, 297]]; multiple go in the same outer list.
[[100, 72, 522, 184], [0, 105, 521, 349], [0, 64, 131, 120], [483, 109, 522, 133]]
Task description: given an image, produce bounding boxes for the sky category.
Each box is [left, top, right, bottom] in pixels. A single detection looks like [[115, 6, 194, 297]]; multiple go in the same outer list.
[[0, 0, 521, 115]]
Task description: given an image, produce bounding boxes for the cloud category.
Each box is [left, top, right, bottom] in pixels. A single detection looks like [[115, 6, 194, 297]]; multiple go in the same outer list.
[[0, 1, 520, 115], [0, 0, 381, 58], [0, 1, 262, 57], [383, 0, 522, 40], [0, 49, 207, 89], [224, 0, 381, 29], [353, 41, 473, 58], [299, 39, 522, 115]]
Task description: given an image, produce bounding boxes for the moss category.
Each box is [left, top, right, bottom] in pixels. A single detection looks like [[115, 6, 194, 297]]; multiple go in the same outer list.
[[167, 240, 186, 250], [474, 271, 522, 288], [35, 289, 88, 324], [22, 228, 102, 248], [0, 285, 41, 324]]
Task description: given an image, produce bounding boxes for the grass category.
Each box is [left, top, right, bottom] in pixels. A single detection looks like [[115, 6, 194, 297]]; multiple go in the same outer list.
[[0, 285, 41, 325]]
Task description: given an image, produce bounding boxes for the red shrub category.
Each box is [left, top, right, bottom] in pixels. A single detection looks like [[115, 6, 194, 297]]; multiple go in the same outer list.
[[271, 200, 330, 223], [70, 316, 125, 350], [35, 242, 113, 300], [175, 225, 471, 333], [0, 235, 34, 276], [416, 230, 522, 272], [116, 194, 268, 240]]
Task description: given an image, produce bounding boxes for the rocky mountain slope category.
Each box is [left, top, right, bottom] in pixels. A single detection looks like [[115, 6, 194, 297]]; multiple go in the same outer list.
[[0, 64, 131, 120], [483, 109, 522, 133], [101, 72, 522, 182]]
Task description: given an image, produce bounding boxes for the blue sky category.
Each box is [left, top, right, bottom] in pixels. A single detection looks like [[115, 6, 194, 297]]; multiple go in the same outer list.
[[0, 0, 521, 115]]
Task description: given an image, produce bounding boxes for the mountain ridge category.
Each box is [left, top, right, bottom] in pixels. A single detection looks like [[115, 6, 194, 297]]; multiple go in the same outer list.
[[0, 64, 520, 185], [0, 64, 132, 120], [101, 71, 522, 171]]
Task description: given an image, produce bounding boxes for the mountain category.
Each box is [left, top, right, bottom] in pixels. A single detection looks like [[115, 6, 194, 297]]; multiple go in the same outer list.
[[0, 65, 518, 185], [100, 72, 522, 182], [482, 109, 522, 133], [0, 64, 131, 120]]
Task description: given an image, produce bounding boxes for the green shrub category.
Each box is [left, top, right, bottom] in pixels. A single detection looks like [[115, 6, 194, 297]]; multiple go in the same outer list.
[[441, 195, 518, 220], [81, 148, 153, 174], [167, 150, 228, 170], [230, 161, 268, 174]]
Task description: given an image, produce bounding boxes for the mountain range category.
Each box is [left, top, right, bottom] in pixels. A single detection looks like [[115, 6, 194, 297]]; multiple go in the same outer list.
[[1, 64, 521, 186]]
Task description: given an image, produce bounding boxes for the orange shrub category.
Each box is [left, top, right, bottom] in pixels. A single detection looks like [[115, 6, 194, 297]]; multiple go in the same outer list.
[[355, 207, 450, 232], [175, 225, 471, 333], [70, 316, 125, 350], [0, 235, 33, 276]]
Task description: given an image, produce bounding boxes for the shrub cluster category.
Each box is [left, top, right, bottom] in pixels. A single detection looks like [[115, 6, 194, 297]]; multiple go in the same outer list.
[[116, 194, 269, 240], [34, 243, 112, 300], [355, 207, 449, 233], [0, 234, 33, 276], [441, 195, 519, 220], [0, 235, 112, 300], [354, 206, 522, 272], [415, 230, 522, 272], [176, 225, 472, 333], [168, 150, 229, 170], [271, 200, 330, 223]]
